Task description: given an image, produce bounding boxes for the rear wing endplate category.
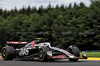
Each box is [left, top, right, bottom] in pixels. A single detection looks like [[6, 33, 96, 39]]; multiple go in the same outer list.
[[6, 41, 28, 44]]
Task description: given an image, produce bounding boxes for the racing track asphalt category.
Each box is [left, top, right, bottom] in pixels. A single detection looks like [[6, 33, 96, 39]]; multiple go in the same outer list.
[[0, 58, 100, 66]]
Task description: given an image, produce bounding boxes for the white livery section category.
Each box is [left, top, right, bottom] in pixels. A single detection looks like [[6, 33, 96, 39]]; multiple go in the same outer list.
[[51, 47, 75, 58]]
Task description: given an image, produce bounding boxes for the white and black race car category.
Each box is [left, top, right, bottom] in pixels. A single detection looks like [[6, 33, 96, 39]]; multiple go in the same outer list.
[[1, 40, 87, 62]]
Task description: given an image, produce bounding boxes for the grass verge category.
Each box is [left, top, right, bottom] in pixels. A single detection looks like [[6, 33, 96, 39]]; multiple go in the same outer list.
[[80, 52, 100, 58], [0, 53, 1, 56]]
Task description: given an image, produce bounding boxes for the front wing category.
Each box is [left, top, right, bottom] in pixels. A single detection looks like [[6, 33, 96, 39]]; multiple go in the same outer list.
[[46, 47, 87, 60]]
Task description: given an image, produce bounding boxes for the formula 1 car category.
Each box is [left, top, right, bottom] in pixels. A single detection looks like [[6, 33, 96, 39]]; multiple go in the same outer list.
[[1, 40, 87, 62]]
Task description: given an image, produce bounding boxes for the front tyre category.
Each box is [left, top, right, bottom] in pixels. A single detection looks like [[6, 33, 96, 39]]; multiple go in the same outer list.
[[68, 45, 80, 62]]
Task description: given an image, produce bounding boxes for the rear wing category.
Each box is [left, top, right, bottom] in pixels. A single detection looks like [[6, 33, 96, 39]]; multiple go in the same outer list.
[[6, 41, 28, 44]]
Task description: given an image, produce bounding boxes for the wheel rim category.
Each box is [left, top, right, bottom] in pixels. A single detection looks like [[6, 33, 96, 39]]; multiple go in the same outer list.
[[3, 50, 6, 57], [39, 50, 43, 59], [2, 48, 7, 59]]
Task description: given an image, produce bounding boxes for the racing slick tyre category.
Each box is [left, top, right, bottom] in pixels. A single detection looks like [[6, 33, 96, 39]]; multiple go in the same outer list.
[[1, 45, 15, 60], [38, 47, 50, 62], [68, 45, 80, 62]]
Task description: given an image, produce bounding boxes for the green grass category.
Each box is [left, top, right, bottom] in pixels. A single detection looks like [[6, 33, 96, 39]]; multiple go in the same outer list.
[[0, 53, 1, 56], [80, 52, 100, 58]]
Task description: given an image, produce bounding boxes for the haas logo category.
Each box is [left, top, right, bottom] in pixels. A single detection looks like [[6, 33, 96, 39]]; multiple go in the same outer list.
[[19, 48, 29, 56]]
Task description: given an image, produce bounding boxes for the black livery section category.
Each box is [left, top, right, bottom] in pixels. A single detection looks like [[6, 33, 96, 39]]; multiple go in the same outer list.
[[1, 40, 87, 62]]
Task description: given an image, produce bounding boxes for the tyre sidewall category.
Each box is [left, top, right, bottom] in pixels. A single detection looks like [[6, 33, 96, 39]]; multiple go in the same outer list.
[[38, 47, 50, 62], [2, 45, 15, 60]]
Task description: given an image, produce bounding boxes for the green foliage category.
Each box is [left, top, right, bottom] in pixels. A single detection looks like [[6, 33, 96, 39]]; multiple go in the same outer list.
[[0, 1, 100, 51], [80, 52, 100, 57], [52, 15, 66, 46], [0, 53, 1, 56]]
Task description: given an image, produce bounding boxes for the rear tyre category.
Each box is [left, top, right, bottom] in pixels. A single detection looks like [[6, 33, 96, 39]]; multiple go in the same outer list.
[[1, 45, 15, 60], [68, 46, 80, 62], [38, 47, 50, 62]]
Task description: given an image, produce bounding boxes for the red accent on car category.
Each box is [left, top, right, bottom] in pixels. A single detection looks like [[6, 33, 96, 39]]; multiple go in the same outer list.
[[8, 41, 13, 43], [8, 41, 19, 44], [20, 42, 28, 44], [49, 54, 67, 59], [31, 41, 35, 46], [7, 41, 27, 44]]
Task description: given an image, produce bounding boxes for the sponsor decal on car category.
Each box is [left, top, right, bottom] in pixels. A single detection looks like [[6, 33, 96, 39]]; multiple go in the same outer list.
[[19, 48, 29, 56]]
